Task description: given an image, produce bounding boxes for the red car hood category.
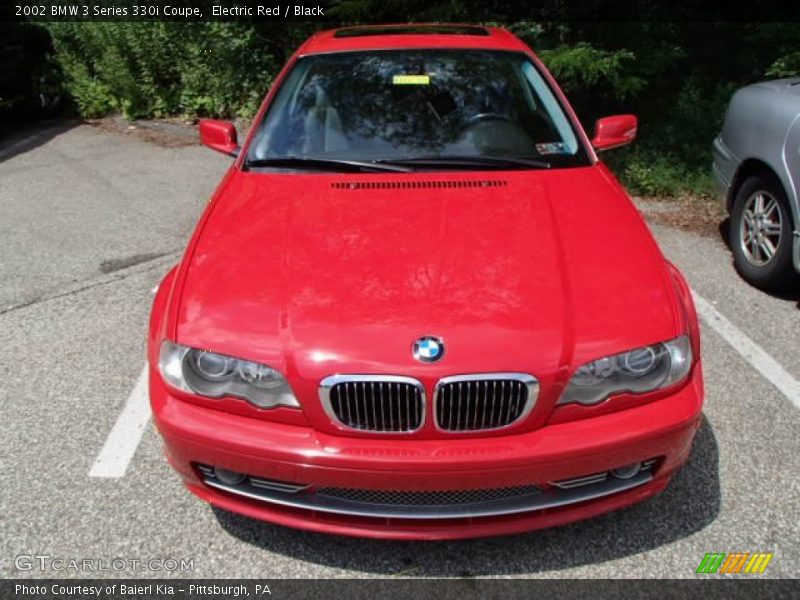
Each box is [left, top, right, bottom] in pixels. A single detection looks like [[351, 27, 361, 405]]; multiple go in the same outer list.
[[175, 166, 680, 431]]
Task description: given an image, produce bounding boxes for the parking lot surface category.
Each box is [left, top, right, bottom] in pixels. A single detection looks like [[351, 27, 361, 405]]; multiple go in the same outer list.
[[1, 123, 798, 578]]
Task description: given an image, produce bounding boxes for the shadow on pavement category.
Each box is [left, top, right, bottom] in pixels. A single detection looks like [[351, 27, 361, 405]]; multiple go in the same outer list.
[[0, 118, 78, 162], [213, 415, 720, 576]]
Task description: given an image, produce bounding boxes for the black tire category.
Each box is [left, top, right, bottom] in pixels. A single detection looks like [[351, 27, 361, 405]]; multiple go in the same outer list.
[[729, 173, 798, 291]]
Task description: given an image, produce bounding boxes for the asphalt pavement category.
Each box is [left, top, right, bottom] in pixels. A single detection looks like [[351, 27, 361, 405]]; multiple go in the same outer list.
[[1, 122, 798, 579]]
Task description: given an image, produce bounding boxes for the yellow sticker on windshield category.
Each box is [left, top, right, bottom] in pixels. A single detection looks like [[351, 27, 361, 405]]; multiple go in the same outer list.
[[392, 74, 430, 85]]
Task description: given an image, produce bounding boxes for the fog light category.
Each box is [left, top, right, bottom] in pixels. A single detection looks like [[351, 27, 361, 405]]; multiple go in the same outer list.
[[214, 467, 245, 485], [610, 462, 642, 479]]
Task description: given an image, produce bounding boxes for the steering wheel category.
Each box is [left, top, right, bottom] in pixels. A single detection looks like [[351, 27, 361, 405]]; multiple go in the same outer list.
[[466, 112, 513, 125]]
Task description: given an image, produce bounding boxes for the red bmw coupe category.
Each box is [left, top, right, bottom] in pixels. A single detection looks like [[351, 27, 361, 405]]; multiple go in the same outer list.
[[149, 24, 704, 540]]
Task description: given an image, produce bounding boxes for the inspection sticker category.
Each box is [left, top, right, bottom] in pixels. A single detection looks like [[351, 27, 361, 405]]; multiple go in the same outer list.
[[393, 75, 431, 85], [536, 142, 569, 155]]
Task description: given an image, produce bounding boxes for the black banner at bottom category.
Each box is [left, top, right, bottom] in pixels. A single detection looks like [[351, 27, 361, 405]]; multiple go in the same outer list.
[[4, 579, 799, 600]]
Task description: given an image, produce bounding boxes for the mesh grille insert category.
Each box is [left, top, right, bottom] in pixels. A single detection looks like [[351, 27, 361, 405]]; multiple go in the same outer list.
[[317, 485, 542, 507]]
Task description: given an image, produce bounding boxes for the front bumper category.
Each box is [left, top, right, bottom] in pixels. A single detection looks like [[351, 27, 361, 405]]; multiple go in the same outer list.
[[151, 366, 703, 540], [712, 136, 736, 210]]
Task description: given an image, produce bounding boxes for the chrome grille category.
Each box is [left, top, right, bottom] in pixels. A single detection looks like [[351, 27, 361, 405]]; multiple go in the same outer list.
[[317, 485, 542, 506], [434, 373, 538, 431], [320, 375, 425, 433]]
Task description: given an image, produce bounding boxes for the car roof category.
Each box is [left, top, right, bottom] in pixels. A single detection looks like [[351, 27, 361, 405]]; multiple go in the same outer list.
[[297, 24, 531, 56]]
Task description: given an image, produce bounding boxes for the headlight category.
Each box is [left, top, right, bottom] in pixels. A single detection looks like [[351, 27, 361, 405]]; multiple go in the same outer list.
[[558, 335, 692, 406], [158, 341, 299, 409]]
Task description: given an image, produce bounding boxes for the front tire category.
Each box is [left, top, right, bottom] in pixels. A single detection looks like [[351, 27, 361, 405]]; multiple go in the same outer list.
[[729, 174, 797, 291]]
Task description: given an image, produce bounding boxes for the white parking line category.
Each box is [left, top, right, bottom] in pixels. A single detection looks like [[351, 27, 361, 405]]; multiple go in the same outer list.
[[88, 365, 151, 478], [693, 291, 800, 409]]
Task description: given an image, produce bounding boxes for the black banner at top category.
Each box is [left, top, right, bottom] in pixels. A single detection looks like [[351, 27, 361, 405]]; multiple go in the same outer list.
[[2, 0, 800, 22]]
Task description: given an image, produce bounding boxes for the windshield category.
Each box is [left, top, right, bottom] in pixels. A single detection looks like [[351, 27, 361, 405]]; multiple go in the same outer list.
[[246, 50, 589, 169]]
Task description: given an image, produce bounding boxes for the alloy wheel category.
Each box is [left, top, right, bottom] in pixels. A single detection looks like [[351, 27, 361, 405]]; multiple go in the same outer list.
[[739, 191, 782, 266]]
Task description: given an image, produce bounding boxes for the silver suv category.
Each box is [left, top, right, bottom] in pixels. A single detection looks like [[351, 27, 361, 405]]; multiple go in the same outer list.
[[713, 78, 800, 290]]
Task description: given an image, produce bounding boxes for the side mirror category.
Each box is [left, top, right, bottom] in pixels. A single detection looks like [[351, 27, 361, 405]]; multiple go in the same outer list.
[[591, 115, 637, 152], [199, 119, 239, 156]]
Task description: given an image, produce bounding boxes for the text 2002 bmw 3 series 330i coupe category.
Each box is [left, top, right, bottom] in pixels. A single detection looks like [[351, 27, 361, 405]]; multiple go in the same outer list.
[[148, 24, 704, 540]]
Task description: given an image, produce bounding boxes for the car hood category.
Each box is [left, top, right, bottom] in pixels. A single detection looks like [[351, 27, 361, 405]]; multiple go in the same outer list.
[[175, 166, 679, 430]]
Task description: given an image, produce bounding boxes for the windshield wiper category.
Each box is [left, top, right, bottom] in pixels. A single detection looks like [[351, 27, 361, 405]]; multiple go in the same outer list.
[[375, 155, 551, 170], [244, 156, 413, 173]]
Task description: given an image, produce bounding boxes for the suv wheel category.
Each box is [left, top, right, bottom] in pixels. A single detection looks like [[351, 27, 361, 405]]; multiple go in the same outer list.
[[730, 174, 797, 291]]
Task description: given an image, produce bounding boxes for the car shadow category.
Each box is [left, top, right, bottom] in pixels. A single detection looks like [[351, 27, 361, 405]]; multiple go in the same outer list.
[[0, 118, 78, 162], [212, 415, 720, 576], [718, 217, 731, 247]]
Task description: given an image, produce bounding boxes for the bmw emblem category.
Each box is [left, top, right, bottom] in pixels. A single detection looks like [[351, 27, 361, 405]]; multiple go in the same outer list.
[[413, 336, 445, 363]]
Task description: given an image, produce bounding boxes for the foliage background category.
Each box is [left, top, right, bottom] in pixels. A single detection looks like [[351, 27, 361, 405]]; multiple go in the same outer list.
[[37, 12, 800, 197]]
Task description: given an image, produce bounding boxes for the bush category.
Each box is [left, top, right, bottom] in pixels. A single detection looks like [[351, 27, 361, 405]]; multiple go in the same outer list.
[[537, 43, 643, 98], [607, 148, 716, 198], [767, 51, 800, 78], [45, 23, 286, 119]]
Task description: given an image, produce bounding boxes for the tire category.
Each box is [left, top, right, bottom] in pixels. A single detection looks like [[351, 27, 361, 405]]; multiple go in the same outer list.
[[729, 173, 798, 291]]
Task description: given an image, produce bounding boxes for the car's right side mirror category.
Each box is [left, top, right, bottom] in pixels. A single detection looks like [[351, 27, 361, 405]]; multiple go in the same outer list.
[[199, 119, 239, 156], [591, 115, 638, 152]]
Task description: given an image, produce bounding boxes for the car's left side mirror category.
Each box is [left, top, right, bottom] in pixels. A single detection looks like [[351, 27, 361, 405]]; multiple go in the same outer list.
[[591, 115, 637, 152], [199, 119, 239, 156]]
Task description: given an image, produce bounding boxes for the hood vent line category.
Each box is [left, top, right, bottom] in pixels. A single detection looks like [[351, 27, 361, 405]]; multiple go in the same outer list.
[[332, 179, 507, 190]]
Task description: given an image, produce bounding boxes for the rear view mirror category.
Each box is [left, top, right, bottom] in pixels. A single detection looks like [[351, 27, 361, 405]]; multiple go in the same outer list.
[[199, 119, 239, 156], [591, 115, 637, 152]]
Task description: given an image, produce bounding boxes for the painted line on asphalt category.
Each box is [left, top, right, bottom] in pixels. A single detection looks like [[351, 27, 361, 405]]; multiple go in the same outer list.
[[693, 291, 800, 410], [88, 365, 151, 478], [89, 286, 159, 478]]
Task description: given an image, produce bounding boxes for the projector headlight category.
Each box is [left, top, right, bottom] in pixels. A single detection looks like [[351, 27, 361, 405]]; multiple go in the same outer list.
[[558, 335, 692, 406], [158, 341, 299, 409]]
